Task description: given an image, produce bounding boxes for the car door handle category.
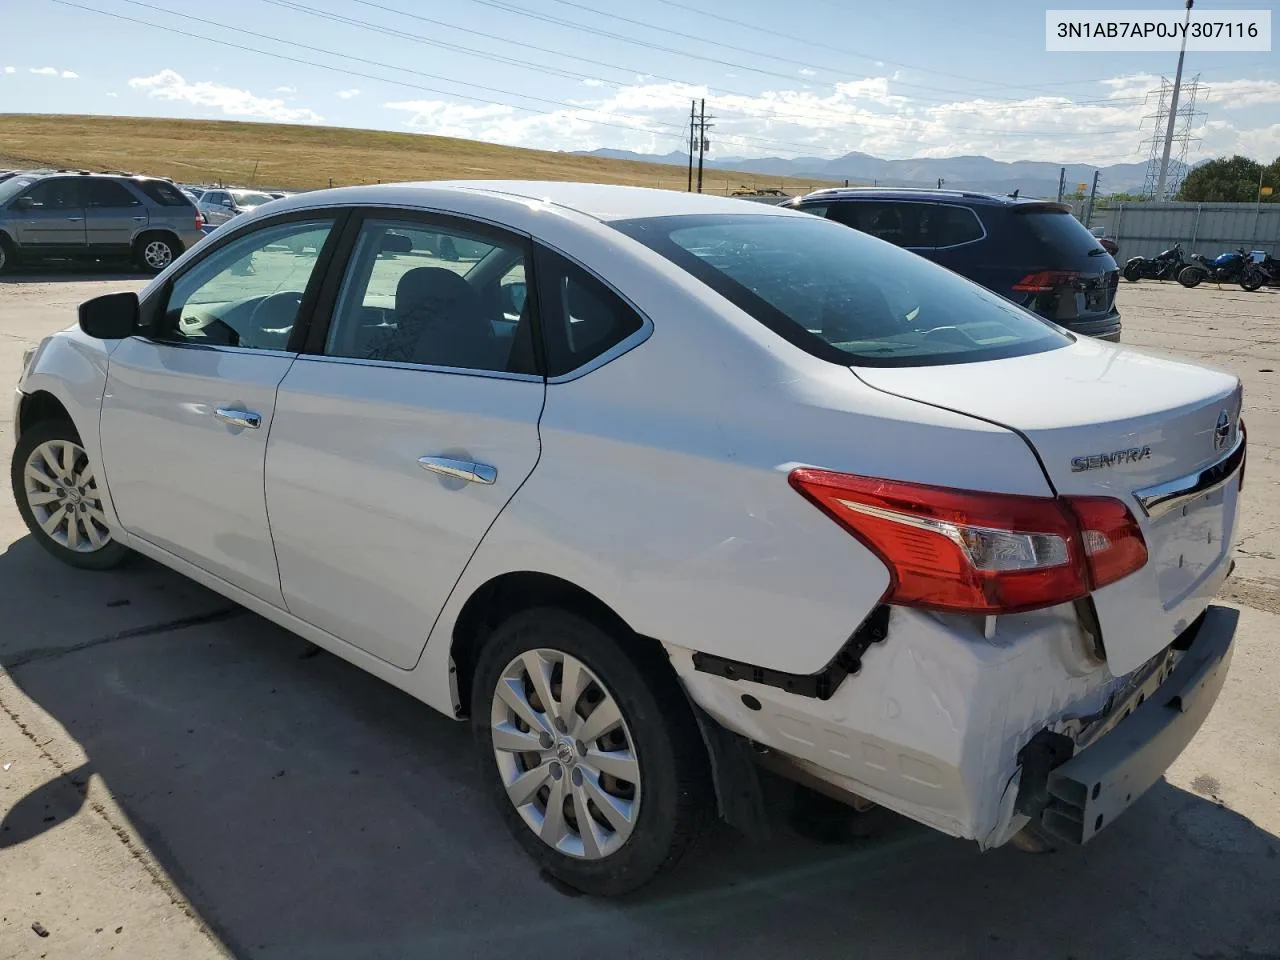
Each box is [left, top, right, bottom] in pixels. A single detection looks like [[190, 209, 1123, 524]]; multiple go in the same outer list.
[[418, 456, 497, 485], [65, 216, 84, 222], [214, 408, 262, 429], [132, 216, 147, 222]]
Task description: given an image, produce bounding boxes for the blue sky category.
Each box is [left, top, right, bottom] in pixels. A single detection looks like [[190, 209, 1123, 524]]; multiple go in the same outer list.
[[1, 0, 1277, 164]]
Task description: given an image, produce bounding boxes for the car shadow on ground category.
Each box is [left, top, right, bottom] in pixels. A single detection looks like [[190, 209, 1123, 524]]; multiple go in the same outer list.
[[0, 534, 1277, 960], [0, 265, 151, 284]]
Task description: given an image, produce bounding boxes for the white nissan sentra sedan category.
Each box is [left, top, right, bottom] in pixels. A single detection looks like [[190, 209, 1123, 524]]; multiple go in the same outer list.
[[11, 182, 1244, 895]]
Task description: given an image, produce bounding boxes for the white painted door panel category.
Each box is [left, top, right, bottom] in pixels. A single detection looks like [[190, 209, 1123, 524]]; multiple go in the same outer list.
[[99, 339, 295, 606], [265, 358, 543, 669]]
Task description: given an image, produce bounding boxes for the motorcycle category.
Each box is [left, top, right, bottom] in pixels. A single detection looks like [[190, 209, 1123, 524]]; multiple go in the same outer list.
[[1178, 248, 1248, 288], [1122, 242, 1185, 282], [1239, 252, 1278, 292]]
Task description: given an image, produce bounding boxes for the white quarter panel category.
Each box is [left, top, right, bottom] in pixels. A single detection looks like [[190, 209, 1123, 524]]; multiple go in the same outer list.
[[265, 359, 543, 670], [100, 339, 294, 605]]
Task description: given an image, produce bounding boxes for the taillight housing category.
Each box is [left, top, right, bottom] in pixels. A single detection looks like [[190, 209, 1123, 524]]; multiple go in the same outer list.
[[1012, 270, 1080, 293], [195, 209, 205, 231], [789, 469, 1148, 615], [1239, 417, 1247, 490]]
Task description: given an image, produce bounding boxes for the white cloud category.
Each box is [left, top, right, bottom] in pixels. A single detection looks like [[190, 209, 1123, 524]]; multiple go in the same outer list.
[[274, 85, 296, 93], [799, 68, 816, 77], [61, 70, 78, 79], [582, 78, 604, 88], [106, 92, 118, 98], [128, 69, 323, 123], [3, 67, 15, 75], [29, 67, 59, 76], [336, 88, 360, 99], [384, 71, 1280, 167]]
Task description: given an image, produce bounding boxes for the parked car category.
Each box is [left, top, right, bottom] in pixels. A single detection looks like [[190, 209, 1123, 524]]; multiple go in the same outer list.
[[197, 188, 278, 227], [0, 171, 205, 274], [783, 188, 1122, 341], [13, 182, 1243, 895], [1089, 226, 1119, 257]]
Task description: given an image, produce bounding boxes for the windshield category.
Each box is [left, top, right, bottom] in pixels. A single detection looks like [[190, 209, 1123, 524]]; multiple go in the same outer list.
[[612, 213, 1071, 367], [0, 176, 38, 205], [232, 191, 275, 207]]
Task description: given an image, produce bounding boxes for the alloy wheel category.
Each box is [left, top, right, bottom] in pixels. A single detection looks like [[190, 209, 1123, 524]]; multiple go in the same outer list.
[[490, 648, 641, 860], [144, 240, 174, 270], [23, 439, 112, 552]]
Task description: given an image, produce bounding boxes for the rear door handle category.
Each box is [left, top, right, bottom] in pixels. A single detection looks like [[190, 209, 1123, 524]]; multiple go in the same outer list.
[[132, 216, 147, 222], [214, 408, 262, 429], [65, 216, 84, 222], [418, 456, 497, 485]]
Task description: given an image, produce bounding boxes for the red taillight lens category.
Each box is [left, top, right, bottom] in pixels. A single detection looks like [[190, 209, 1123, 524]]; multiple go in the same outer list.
[[195, 209, 205, 231], [1012, 270, 1080, 292], [789, 469, 1148, 614], [1067, 496, 1149, 588]]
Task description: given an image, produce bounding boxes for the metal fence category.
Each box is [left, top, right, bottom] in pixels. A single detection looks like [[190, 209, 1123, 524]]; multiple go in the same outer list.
[[1087, 202, 1280, 260]]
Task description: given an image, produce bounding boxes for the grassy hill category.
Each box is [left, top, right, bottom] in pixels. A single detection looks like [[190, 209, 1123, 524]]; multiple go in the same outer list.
[[0, 114, 834, 196]]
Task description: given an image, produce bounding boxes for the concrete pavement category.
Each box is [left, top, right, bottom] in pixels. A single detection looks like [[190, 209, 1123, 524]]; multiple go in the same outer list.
[[1, 270, 1277, 959]]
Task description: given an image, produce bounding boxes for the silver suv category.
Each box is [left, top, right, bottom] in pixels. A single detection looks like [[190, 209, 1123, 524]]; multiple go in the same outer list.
[[0, 171, 205, 274]]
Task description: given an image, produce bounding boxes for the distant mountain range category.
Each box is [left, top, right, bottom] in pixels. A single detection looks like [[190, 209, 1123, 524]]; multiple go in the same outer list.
[[573, 148, 1187, 198]]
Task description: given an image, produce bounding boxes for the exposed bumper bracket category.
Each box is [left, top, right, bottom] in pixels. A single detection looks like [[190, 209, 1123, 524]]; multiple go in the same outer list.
[[1017, 604, 1237, 845]]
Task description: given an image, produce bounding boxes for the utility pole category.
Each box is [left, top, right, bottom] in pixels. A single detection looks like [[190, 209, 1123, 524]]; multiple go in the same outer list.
[[1155, 0, 1194, 200], [696, 98, 713, 194], [687, 100, 695, 193], [1057, 167, 1066, 203], [1085, 170, 1101, 227]]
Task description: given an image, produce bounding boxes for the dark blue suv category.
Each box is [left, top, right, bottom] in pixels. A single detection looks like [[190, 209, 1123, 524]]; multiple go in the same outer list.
[[782, 188, 1121, 341]]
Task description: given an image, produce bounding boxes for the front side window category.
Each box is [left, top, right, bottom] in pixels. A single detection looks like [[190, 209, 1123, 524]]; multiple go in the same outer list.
[[83, 179, 141, 209], [613, 213, 1070, 368], [19, 179, 81, 210], [159, 219, 335, 350], [322, 219, 534, 374]]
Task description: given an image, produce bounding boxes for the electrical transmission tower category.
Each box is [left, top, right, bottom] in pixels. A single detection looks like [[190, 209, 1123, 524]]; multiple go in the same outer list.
[[1139, 74, 1205, 200]]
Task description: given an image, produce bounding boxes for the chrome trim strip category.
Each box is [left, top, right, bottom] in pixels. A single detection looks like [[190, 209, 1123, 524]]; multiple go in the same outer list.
[[1133, 434, 1245, 519], [290, 354, 543, 383]]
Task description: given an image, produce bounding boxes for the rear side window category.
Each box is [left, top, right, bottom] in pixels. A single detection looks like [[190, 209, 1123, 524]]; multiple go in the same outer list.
[[934, 205, 984, 246], [534, 248, 644, 377], [613, 213, 1070, 368], [83, 179, 141, 208], [134, 179, 194, 207], [827, 201, 934, 248]]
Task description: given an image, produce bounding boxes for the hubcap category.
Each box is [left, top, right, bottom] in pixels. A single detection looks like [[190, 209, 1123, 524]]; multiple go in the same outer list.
[[23, 439, 112, 553], [490, 649, 641, 860], [144, 241, 173, 269]]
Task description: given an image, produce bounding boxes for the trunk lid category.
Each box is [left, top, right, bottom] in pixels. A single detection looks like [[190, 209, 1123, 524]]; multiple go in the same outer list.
[[854, 337, 1243, 675]]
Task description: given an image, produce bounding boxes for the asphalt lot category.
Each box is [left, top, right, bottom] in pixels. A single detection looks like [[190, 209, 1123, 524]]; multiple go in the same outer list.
[[1, 268, 1278, 960]]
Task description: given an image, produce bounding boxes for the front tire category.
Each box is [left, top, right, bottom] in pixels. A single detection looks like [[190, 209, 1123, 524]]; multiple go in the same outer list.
[[11, 419, 130, 570], [0, 235, 14, 275], [471, 608, 711, 896], [1240, 266, 1266, 292], [1122, 260, 1143, 282]]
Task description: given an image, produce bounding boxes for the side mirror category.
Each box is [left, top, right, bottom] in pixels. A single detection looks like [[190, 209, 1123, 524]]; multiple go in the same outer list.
[[13, 196, 34, 210], [79, 292, 140, 340]]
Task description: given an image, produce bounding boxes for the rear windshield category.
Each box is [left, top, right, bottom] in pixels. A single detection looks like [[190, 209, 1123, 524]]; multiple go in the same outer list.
[[1017, 209, 1106, 258], [134, 179, 194, 207], [612, 213, 1071, 367]]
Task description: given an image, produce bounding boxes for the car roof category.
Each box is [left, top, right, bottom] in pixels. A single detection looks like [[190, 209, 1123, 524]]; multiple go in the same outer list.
[[794, 187, 1068, 210], [276, 180, 802, 223]]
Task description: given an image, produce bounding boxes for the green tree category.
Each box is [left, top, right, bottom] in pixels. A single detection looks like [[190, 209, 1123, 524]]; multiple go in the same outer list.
[[1178, 154, 1279, 202]]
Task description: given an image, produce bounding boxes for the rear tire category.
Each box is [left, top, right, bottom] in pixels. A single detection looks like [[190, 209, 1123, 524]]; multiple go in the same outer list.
[[1178, 265, 1206, 288], [11, 419, 130, 570], [0, 234, 14, 275], [471, 607, 712, 896], [134, 233, 180, 274]]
